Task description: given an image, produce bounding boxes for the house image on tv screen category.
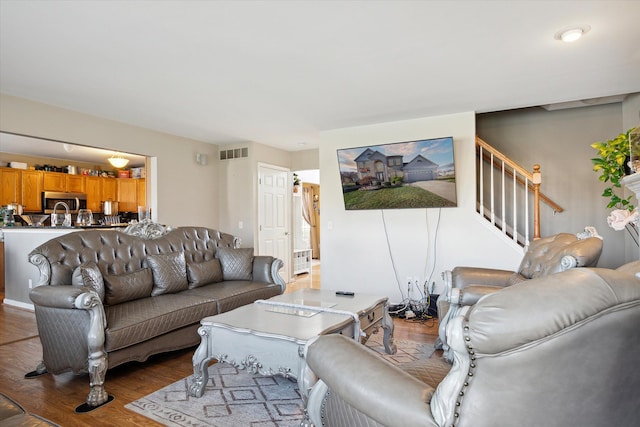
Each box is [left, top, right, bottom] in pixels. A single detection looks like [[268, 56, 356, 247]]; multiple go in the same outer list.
[[354, 149, 439, 183], [337, 137, 457, 210]]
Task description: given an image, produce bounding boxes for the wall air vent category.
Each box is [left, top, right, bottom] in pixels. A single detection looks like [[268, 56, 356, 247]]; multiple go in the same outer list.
[[220, 147, 249, 160]]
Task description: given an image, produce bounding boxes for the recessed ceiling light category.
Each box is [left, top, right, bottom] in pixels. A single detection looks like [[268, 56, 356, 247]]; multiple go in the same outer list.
[[561, 28, 583, 42], [554, 25, 591, 43]]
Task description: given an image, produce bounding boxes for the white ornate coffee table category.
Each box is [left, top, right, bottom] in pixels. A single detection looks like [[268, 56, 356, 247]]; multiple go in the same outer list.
[[188, 289, 395, 403]]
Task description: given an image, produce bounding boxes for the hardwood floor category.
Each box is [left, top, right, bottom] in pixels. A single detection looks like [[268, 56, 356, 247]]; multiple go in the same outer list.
[[0, 262, 439, 426]]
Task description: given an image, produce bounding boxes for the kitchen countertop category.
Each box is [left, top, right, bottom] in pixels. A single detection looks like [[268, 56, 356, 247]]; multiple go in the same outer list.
[[2, 224, 129, 230]]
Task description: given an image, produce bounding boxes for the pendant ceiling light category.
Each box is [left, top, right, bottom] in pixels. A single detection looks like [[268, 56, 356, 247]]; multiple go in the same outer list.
[[108, 153, 129, 168]]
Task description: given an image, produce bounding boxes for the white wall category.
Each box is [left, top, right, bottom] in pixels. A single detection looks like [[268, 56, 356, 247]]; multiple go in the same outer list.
[[622, 93, 640, 130], [217, 153, 253, 247], [0, 94, 220, 228], [217, 141, 292, 249], [0, 94, 299, 259], [291, 149, 320, 171], [319, 112, 523, 303]]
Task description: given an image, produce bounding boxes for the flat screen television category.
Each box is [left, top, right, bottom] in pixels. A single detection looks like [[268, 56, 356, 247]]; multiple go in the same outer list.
[[337, 136, 457, 210]]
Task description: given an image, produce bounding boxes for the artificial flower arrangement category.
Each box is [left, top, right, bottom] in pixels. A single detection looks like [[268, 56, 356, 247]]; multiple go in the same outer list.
[[607, 208, 638, 231], [591, 128, 637, 231]]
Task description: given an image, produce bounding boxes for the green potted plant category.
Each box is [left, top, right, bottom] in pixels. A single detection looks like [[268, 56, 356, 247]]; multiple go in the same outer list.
[[591, 128, 637, 231], [293, 173, 301, 193]]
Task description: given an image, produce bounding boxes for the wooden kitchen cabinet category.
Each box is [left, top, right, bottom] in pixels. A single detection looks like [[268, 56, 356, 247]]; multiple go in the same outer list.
[[1, 168, 144, 214], [21, 170, 43, 212], [117, 178, 138, 212], [85, 176, 102, 212], [43, 172, 66, 191], [0, 167, 44, 210], [0, 167, 21, 206], [117, 178, 145, 212], [102, 178, 117, 201], [43, 172, 85, 192], [86, 177, 121, 212], [136, 178, 146, 209], [66, 174, 85, 192]]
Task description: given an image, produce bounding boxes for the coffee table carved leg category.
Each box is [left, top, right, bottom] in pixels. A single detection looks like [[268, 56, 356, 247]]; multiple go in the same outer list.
[[189, 326, 213, 398], [382, 304, 396, 354]]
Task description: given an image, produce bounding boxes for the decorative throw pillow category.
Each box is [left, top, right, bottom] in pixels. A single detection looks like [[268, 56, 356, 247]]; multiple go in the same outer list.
[[72, 261, 105, 301], [103, 268, 154, 305], [145, 251, 189, 296], [187, 258, 223, 289], [215, 247, 253, 281]]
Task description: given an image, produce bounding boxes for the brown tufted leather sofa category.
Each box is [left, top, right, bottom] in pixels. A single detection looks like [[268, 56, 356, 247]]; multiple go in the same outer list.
[[27, 226, 285, 411]]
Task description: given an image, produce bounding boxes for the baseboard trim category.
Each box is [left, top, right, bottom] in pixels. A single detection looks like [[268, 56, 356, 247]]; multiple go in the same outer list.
[[2, 298, 34, 311]]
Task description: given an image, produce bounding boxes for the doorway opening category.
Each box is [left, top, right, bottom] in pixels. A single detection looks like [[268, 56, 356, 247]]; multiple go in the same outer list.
[[290, 169, 320, 291]]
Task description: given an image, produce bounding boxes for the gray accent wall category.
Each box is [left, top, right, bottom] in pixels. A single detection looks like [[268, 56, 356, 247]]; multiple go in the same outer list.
[[477, 102, 634, 267]]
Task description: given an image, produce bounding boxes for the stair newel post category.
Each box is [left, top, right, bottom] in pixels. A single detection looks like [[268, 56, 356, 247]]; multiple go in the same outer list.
[[532, 164, 542, 240]]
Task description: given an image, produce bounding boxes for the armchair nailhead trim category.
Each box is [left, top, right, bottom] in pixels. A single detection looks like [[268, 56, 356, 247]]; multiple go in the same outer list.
[[321, 390, 329, 424], [452, 319, 478, 427]]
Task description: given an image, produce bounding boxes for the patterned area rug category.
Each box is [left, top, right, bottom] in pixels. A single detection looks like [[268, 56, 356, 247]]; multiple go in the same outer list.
[[125, 334, 437, 426]]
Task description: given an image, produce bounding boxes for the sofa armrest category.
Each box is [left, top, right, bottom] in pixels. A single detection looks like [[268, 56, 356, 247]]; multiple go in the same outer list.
[[30, 285, 109, 407], [29, 253, 53, 287], [454, 284, 504, 306], [438, 267, 512, 359], [30, 285, 91, 308], [252, 256, 286, 292], [452, 266, 514, 288], [306, 334, 437, 427]]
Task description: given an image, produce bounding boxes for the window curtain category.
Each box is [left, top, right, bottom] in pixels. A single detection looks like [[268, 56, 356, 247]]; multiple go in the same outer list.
[[302, 186, 319, 258]]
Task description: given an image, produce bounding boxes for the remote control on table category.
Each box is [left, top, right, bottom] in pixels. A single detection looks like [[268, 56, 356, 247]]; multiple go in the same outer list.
[[335, 291, 355, 296]]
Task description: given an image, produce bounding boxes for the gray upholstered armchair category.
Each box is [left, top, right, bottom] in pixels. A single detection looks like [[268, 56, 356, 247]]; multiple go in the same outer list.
[[304, 262, 640, 427], [436, 231, 603, 360]]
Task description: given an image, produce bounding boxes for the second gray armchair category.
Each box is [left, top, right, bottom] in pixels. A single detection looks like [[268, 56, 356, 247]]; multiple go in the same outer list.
[[436, 231, 603, 360], [304, 262, 640, 427]]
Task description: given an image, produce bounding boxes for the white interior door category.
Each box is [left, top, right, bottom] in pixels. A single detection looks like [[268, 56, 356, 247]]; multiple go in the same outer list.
[[258, 163, 291, 283]]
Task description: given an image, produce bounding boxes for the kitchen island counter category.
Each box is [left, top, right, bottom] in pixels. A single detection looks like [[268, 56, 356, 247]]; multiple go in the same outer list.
[[2, 224, 128, 230], [2, 224, 133, 308], [1, 227, 126, 309]]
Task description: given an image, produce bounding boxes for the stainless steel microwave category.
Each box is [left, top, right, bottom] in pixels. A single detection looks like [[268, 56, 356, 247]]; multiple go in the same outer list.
[[42, 192, 87, 214]]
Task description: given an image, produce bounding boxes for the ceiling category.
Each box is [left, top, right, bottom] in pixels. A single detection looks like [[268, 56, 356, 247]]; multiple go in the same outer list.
[[1, 0, 639, 157], [0, 132, 147, 167]]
